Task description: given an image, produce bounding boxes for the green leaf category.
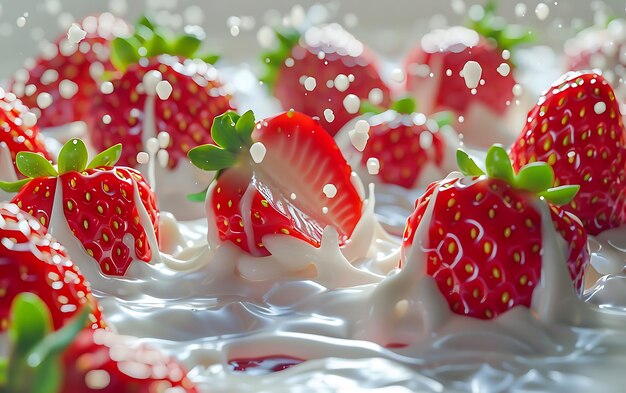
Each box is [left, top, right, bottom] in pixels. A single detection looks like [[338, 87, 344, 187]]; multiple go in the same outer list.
[[136, 14, 156, 30], [87, 144, 122, 169], [8, 294, 51, 356], [0, 358, 7, 386], [259, 28, 300, 90], [0, 178, 31, 193], [515, 162, 554, 193], [111, 36, 141, 71], [58, 138, 88, 174], [211, 112, 243, 151], [188, 144, 238, 171], [538, 185, 580, 206], [133, 24, 154, 44], [432, 111, 453, 128], [235, 110, 256, 145], [485, 144, 514, 183], [390, 97, 417, 115], [456, 149, 485, 176], [199, 53, 220, 64], [31, 360, 61, 393], [359, 101, 386, 115], [15, 152, 57, 179], [172, 26, 205, 58], [145, 28, 171, 57], [187, 188, 208, 202]]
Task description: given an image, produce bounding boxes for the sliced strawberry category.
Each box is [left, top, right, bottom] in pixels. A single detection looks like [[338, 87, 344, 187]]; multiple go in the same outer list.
[[402, 145, 587, 319], [0, 139, 160, 276], [190, 110, 363, 256], [0, 203, 105, 332], [3, 294, 197, 393], [0, 92, 50, 173], [261, 23, 391, 136], [11, 13, 129, 127], [510, 71, 626, 235]]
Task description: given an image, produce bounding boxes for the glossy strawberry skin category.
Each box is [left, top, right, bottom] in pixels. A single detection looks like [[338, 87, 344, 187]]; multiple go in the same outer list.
[[210, 111, 363, 256], [11, 166, 159, 276], [0, 94, 50, 172], [402, 176, 588, 319], [510, 71, 626, 235], [62, 329, 197, 392], [272, 25, 391, 136], [360, 114, 445, 188], [88, 56, 234, 169], [12, 13, 129, 128], [0, 203, 105, 332], [404, 28, 515, 116]]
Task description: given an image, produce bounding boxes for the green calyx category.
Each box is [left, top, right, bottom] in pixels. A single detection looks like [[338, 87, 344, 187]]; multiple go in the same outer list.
[[259, 28, 301, 89], [0, 138, 122, 194], [468, 0, 535, 52], [111, 15, 219, 71], [360, 96, 453, 129], [456, 144, 579, 206], [0, 293, 89, 393], [186, 110, 256, 202]]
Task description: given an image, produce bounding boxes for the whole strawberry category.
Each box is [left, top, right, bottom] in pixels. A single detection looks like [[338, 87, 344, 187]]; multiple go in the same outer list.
[[0, 203, 105, 332], [510, 71, 626, 235], [189, 110, 363, 256], [87, 18, 233, 169], [0, 92, 50, 178], [2, 294, 197, 393], [261, 22, 391, 136], [0, 138, 159, 276], [402, 145, 588, 319], [11, 13, 129, 128]]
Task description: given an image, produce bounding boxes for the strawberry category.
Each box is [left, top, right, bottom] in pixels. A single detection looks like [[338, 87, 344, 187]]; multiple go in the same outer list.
[[189, 110, 363, 256], [0, 202, 105, 332], [0, 92, 50, 175], [2, 294, 198, 393], [402, 145, 588, 319], [509, 71, 626, 235], [87, 18, 233, 169], [0, 138, 160, 276], [11, 13, 129, 128], [351, 98, 448, 189], [403, 3, 531, 146], [261, 23, 391, 136]]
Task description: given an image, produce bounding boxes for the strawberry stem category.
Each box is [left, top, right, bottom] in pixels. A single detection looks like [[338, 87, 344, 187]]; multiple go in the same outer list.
[[390, 97, 417, 115], [468, 0, 535, 52]]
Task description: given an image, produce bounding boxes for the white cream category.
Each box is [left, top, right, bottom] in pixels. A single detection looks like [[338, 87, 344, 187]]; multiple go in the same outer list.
[[0, 142, 18, 201]]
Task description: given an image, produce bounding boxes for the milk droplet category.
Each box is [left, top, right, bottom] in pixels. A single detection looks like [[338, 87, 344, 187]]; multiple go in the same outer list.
[[142, 70, 162, 95], [515, 3, 527, 17], [257, 26, 275, 48], [323, 184, 337, 198], [451, 0, 466, 15], [594, 101, 607, 114], [59, 79, 78, 99], [146, 137, 159, 155], [157, 149, 169, 168], [390, 68, 405, 83], [458, 115, 465, 123], [349, 130, 369, 152], [22, 112, 37, 127], [156, 80, 173, 100], [419, 130, 433, 149], [334, 74, 349, 92], [304, 76, 317, 91], [284, 58, 295, 67], [136, 152, 150, 164], [41, 69, 59, 85], [512, 84, 523, 96], [502, 50, 511, 60], [343, 94, 360, 114], [37, 92, 53, 109], [497, 63, 511, 77], [322, 206, 329, 214], [290, 193, 297, 200], [354, 119, 370, 134], [250, 142, 266, 163], [102, 114, 112, 124], [324, 109, 335, 123], [100, 81, 114, 94], [157, 131, 170, 149], [368, 88, 383, 105], [535, 3, 550, 20], [461, 61, 482, 89], [67, 23, 87, 45], [366, 157, 380, 175], [446, 69, 453, 76], [16, 17, 26, 28]]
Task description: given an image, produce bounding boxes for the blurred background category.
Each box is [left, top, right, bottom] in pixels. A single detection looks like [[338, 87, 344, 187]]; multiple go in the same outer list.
[[0, 0, 623, 78]]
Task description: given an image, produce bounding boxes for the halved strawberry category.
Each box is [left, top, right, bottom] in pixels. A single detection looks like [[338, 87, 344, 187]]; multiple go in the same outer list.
[[189, 110, 363, 256], [0, 203, 105, 332], [261, 23, 391, 136], [87, 17, 233, 169], [0, 92, 50, 174], [0, 139, 159, 276], [402, 145, 587, 319], [2, 294, 197, 393], [11, 13, 129, 127], [510, 71, 626, 235]]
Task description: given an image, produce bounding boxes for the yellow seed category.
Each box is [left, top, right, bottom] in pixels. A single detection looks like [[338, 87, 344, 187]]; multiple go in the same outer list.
[[454, 211, 461, 221], [502, 292, 510, 303], [472, 288, 480, 298], [216, 203, 221, 210], [484, 241, 492, 254], [40, 216, 46, 225], [87, 249, 94, 257], [519, 275, 528, 285], [543, 138, 552, 151], [514, 252, 521, 263], [116, 248, 121, 256], [504, 227, 512, 238], [492, 268, 501, 279], [547, 153, 557, 165], [228, 200, 233, 208], [103, 183, 110, 192], [113, 221, 119, 230], [470, 227, 478, 239], [83, 220, 89, 229], [446, 276, 452, 287], [488, 208, 495, 218], [261, 200, 269, 208], [447, 198, 456, 208], [85, 192, 91, 201], [102, 233, 109, 242], [70, 178, 77, 188], [448, 242, 456, 254], [67, 201, 73, 211], [475, 192, 483, 202], [281, 228, 290, 235], [465, 264, 473, 273], [485, 309, 493, 318]]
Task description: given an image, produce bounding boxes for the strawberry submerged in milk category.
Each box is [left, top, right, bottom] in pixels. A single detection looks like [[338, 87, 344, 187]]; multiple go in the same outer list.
[[0, 139, 159, 276]]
